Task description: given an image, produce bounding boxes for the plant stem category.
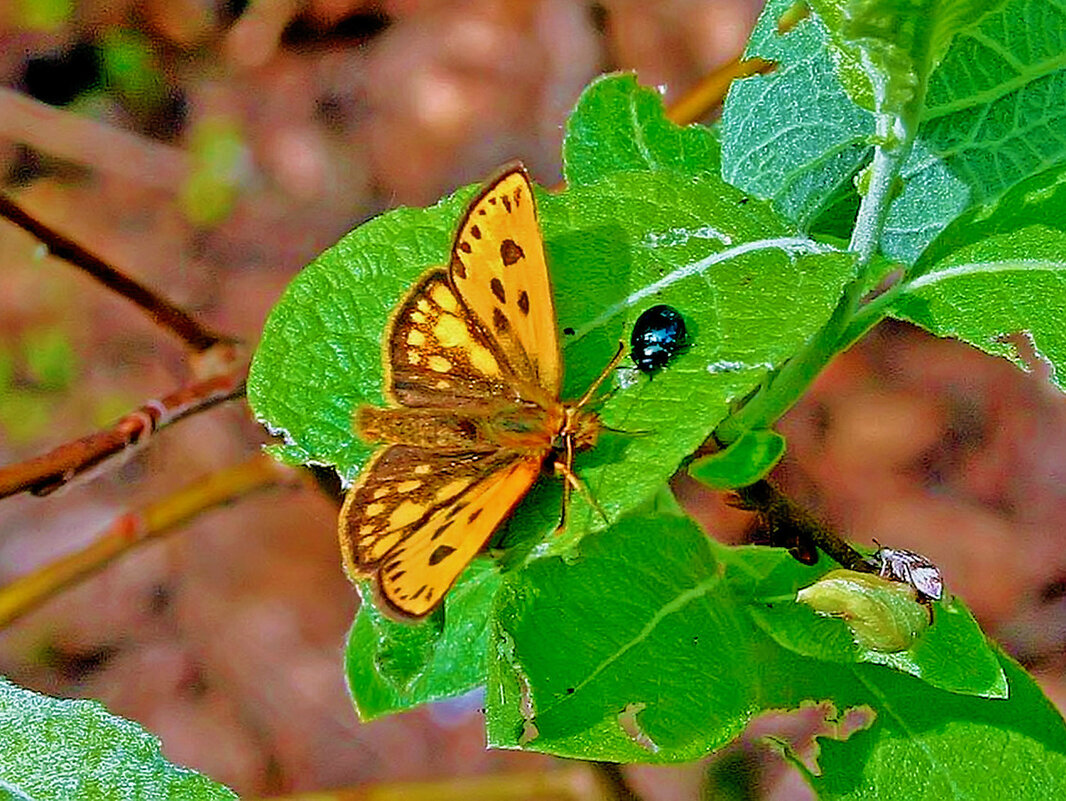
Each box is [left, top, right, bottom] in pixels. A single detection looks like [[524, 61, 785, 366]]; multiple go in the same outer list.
[[0, 191, 227, 352], [736, 480, 867, 570], [0, 368, 245, 499], [0, 454, 296, 628], [666, 57, 775, 126], [715, 112, 916, 445]]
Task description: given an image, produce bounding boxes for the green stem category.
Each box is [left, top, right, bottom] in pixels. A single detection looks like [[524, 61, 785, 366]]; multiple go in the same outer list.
[[714, 112, 916, 446]]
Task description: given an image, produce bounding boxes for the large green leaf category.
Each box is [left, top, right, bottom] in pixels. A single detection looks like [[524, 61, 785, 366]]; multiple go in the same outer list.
[[346, 560, 500, 720], [0, 677, 236, 801], [563, 73, 720, 186], [486, 513, 790, 762], [722, 0, 875, 230], [803, 651, 1066, 799], [722, 0, 1066, 264], [486, 509, 1065, 780], [809, 0, 1000, 119], [885, 0, 1066, 263], [891, 225, 1066, 392]]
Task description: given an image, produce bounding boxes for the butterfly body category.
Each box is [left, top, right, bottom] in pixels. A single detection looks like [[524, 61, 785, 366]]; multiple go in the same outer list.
[[339, 166, 618, 619]]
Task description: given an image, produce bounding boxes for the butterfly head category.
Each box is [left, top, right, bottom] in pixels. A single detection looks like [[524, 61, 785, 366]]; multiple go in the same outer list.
[[558, 405, 602, 451]]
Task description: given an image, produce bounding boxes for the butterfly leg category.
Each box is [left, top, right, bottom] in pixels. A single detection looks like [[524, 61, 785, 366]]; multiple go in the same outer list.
[[552, 438, 609, 532]]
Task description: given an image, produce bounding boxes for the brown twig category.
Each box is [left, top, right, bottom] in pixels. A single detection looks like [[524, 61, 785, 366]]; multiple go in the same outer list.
[[733, 480, 868, 570], [0, 453, 297, 629], [666, 56, 775, 126], [0, 87, 192, 190], [589, 762, 645, 801], [0, 367, 246, 500], [0, 191, 227, 352]]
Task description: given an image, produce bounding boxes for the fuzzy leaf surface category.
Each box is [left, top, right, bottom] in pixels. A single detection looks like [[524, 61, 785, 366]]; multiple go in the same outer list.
[[563, 73, 720, 186], [346, 560, 499, 720], [722, 0, 1066, 264], [891, 225, 1066, 392], [0, 677, 236, 801]]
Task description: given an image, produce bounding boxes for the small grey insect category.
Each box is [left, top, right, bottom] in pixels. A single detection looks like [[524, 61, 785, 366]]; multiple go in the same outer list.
[[867, 545, 944, 603]]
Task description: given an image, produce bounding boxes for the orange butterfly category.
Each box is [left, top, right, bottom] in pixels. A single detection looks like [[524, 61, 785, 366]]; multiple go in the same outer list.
[[338, 165, 622, 618]]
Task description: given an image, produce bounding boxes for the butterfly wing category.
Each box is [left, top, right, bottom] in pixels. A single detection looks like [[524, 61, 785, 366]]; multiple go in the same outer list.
[[448, 166, 561, 397], [385, 270, 523, 408], [339, 444, 543, 617]]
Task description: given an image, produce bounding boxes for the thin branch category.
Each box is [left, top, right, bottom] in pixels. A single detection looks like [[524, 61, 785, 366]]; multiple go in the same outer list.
[[0, 367, 246, 500], [589, 762, 645, 801], [0, 454, 297, 629], [733, 480, 868, 570], [0, 191, 228, 352], [0, 87, 192, 190], [666, 56, 775, 126]]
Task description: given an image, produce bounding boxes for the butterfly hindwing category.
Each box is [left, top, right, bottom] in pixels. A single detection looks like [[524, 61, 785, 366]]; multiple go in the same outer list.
[[339, 444, 543, 617], [449, 167, 561, 396]]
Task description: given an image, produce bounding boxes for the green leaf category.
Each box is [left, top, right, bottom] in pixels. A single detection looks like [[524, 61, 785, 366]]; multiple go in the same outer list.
[[722, 0, 875, 230], [488, 508, 1019, 764], [563, 73, 720, 186], [883, 0, 1066, 263], [890, 225, 1066, 392], [487, 513, 783, 762], [795, 568, 933, 653], [688, 428, 786, 489], [99, 29, 165, 110], [766, 571, 1007, 698], [810, 0, 999, 119], [22, 327, 76, 391], [804, 650, 1066, 799], [723, 0, 1066, 264], [346, 559, 500, 720], [0, 676, 236, 800]]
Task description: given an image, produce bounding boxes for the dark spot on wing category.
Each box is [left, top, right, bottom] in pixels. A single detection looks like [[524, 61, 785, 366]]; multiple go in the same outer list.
[[450, 254, 467, 279], [500, 238, 524, 266], [517, 291, 530, 315], [445, 502, 469, 521], [459, 241, 472, 253], [429, 544, 457, 566], [490, 277, 506, 303], [493, 307, 509, 333], [501, 194, 512, 212], [470, 224, 482, 239], [468, 507, 483, 523]]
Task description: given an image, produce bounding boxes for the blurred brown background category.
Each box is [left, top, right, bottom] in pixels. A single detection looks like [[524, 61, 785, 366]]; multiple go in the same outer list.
[[1, 1, 1064, 799]]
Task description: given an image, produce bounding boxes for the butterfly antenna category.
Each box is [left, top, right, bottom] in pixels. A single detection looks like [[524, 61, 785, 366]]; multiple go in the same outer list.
[[575, 341, 627, 408]]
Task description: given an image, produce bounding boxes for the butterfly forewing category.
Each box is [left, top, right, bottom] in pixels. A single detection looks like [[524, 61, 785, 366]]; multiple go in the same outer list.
[[449, 168, 561, 396], [386, 271, 518, 407], [339, 445, 543, 617]]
